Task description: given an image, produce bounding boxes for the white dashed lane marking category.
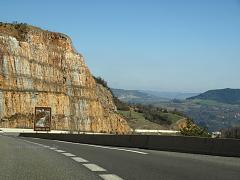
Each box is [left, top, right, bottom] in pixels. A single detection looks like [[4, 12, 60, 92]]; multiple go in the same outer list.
[[54, 149, 65, 153], [71, 157, 88, 163], [83, 163, 106, 172], [42, 145, 50, 148], [20, 138, 124, 180], [99, 174, 124, 180], [49, 147, 57, 150], [62, 152, 76, 157]]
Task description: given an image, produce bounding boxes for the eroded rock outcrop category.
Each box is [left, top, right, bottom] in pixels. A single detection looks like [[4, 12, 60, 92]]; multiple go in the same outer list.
[[0, 23, 130, 134]]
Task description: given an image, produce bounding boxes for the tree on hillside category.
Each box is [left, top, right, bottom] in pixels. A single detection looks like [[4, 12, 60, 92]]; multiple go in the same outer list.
[[180, 119, 210, 137], [221, 127, 240, 139]]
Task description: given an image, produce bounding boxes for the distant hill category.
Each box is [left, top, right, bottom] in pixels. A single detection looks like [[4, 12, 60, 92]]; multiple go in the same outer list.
[[111, 88, 199, 104], [111, 89, 169, 104], [141, 90, 199, 100], [188, 88, 240, 105]]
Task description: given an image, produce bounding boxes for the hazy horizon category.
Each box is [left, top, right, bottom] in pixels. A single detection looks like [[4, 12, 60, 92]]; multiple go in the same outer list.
[[111, 87, 240, 94], [111, 87, 201, 94], [1, 0, 240, 92]]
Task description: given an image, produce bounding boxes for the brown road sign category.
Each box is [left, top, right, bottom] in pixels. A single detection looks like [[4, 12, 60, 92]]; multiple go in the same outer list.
[[34, 107, 51, 131]]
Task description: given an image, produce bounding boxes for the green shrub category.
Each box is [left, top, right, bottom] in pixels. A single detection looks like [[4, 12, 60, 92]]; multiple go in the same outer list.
[[180, 119, 210, 137]]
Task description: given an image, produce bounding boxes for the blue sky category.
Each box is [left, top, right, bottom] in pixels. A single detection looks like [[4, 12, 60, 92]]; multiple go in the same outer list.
[[1, 0, 240, 92]]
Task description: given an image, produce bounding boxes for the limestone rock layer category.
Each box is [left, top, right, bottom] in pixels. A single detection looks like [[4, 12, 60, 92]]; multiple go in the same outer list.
[[0, 23, 130, 134]]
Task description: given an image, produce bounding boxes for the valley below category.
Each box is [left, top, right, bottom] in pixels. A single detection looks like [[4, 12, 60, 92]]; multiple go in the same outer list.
[[112, 88, 240, 132], [153, 100, 240, 131]]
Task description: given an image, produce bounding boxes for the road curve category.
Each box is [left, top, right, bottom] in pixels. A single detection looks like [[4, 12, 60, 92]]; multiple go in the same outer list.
[[1, 134, 240, 180], [0, 135, 100, 180]]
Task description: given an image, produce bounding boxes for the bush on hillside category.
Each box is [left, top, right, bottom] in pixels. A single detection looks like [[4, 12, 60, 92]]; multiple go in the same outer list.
[[132, 104, 172, 125], [180, 119, 210, 137]]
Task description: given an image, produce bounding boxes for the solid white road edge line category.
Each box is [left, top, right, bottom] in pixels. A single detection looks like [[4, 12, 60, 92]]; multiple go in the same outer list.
[[83, 163, 106, 172], [21, 139, 55, 149], [21, 140, 57, 151], [53, 140, 148, 155], [21, 139, 42, 146], [99, 174, 124, 180]]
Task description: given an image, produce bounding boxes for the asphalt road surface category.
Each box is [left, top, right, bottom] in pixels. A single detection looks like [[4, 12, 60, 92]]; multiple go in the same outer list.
[[0, 134, 240, 180]]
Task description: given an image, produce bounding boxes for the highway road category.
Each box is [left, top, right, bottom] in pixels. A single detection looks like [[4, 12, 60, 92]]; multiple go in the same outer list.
[[0, 134, 240, 180]]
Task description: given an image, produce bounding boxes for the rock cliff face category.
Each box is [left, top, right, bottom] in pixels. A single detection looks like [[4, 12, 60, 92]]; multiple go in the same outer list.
[[0, 23, 130, 134]]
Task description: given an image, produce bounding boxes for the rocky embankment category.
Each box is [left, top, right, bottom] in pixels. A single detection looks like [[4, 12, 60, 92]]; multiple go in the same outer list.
[[0, 23, 130, 134]]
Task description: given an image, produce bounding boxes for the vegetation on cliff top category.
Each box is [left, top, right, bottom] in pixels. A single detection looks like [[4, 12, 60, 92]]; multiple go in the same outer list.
[[0, 21, 70, 42], [93, 76, 130, 111], [0, 22, 30, 41]]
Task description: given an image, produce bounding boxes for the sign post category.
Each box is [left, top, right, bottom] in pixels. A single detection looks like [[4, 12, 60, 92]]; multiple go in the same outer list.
[[34, 107, 51, 131]]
